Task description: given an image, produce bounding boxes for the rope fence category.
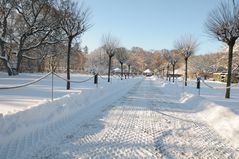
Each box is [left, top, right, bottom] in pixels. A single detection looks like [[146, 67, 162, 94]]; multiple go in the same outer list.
[[112, 74, 121, 78], [0, 72, 97, 90], [175, 78, 238, 90], [0, 72, 128, 90], [0, 72, 126, 101], [201, 79, 238, 90], [53, 72, 94, 83], [98, 74, 108, 80], [0, 72, 52, 89]]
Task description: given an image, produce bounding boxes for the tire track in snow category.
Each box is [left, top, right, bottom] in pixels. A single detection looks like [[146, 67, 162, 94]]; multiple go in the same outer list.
[[70, 78, 239, 158], [0, 111, 88, 159]]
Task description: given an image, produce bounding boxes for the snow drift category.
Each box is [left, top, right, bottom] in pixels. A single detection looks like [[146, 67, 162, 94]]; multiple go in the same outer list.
[[0, 77, 142, 144]]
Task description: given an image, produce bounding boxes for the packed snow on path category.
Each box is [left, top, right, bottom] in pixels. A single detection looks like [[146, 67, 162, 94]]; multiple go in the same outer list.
[[0, 73, 239, 158]]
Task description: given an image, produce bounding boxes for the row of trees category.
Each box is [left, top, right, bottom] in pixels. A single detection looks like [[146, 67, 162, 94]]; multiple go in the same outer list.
[[1, 0, 238, 98], [86, 45, 165, 78], [87, 29, 238, 99], [87, 0, 239, 100], [86, 33, 198, 85], [163, 0, 239, 99], [86, 38, 239, 80], [189, 47, 239, 79]]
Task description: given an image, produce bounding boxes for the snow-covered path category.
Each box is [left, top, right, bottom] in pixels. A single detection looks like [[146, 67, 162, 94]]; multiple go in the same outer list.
[[1, 78, 238, 158]]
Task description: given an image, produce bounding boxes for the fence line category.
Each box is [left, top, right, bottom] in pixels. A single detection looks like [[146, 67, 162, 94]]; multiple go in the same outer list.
[[201, 79, 238, 90], [98, 74, 107, 80], [0, 72, 52, 89], [112, 74, 121, 78], [53, 73, 94, 83], [0, 72, 129, 102], [0, 72, 97, 90], [176, 78, 238, 90]]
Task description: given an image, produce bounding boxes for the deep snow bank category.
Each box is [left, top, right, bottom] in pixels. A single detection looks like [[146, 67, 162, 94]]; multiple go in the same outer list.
[[0, 78, 142, 144], [198, 102, 239, 148], [178, 89, 239, 148], [154, 78, 239, 148], [177, 91, 239, 148], [180, 89, 239, 148]]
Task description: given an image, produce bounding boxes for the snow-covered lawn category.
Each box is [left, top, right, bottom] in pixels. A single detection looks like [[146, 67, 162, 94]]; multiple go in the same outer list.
[[0, 73, 239, 158], [0, 73, 97, 115]]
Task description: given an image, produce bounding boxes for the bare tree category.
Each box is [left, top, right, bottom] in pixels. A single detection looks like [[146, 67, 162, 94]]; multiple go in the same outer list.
[[189, 54, 216, 79], [126, 57, 133, 78], [115, 47, 127, 80], [130, 47, 147, 73], [60, 0, 91, 89], [175, 34, 198, 86], [85, 47, 108, 74], [127, 50, 137, 75], [205, 0, 239, 98], [163, 49, 180, 82], [0, 0, 64, 75], [169, 50, 180, 82], [152, 51, 163, 76], [11, 0, 62, 74], [162, 49, 171, 80], [102, 33, 119, 82]]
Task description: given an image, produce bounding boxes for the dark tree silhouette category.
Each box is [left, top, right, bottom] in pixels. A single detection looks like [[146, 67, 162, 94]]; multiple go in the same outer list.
[[60, 0, 91, 90], [163, 49, 180, 82], [205, 1, 239, 98], [162, 49, 171, 81], [115, 47, 128, 80], [0, 0, 14, 75], [175, 34, 198, 86], [12, 0, 62, 74], [102, 34, 119, 82], [126, 59, 133, 79], [169, 50, 180, 83]]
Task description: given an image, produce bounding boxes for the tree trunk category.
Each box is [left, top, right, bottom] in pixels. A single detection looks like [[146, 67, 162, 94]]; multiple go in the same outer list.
[[0, 23, 13, 75], [0, 57, 13, 75], [225, 43, 234, 98], [37, 58, 45, 72], [128, 64, 130, 79], [185, 58, 188, 86], [120, 62, 123, 80], [108, 56, 112, 82], [173, 64, 175, 83], [67, 37, 73, 90], [16, 50, 23, 73], [0, 12, 13, 76], [0, 43, 13, 75], [166, 65, 169, 81]]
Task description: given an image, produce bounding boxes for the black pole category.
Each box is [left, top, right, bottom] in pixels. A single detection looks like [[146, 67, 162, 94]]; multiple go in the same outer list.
[[197, 77, 201, 95]]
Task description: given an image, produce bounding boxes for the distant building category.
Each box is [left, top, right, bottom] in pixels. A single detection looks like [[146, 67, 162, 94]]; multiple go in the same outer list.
[[143, 69, 152, 76], [112, 68, 121, 75], [213, 72, 238, 83]]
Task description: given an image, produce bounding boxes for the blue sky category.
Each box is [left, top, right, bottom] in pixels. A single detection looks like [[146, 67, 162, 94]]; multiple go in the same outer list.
[[80, 0, 223, 54]]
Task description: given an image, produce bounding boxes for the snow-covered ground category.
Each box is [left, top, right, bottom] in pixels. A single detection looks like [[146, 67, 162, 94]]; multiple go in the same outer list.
[[0, 73, 97, 115], [0, 73, 239, 158]]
